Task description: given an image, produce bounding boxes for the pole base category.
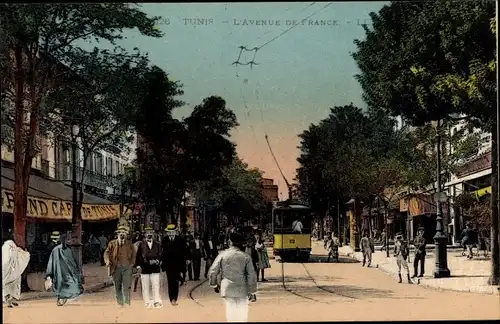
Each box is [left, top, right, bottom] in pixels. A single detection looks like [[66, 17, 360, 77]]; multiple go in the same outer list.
[[433, 268, 451, 278]]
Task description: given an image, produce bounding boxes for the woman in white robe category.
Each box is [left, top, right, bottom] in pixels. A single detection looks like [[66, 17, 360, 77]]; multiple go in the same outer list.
[[2, 239, 30, 307]]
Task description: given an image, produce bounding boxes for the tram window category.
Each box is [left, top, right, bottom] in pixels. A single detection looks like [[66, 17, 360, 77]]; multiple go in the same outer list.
[[273, 210, 311, 234]]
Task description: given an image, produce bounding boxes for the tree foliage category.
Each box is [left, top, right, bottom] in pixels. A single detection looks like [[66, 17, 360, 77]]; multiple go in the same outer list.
[[135, 67, 239, 224], [0, 3, 161, 250], [192, 158, 265, 224]]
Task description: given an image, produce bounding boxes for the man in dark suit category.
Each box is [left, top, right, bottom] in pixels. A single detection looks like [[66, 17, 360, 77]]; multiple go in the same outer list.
[[189, 232, 204, 280], [203, 232, 219, 279], [160, 224, 186, 306]]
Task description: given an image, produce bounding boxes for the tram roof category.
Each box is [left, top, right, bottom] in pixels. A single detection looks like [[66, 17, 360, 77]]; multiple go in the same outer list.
[[273, 204, 311, 210]]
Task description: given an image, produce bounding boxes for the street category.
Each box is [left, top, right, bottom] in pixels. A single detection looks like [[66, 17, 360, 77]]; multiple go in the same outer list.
[[4, 256, 499, 323]]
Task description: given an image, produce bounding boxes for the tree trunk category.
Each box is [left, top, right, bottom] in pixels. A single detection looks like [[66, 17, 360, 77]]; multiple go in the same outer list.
[[489, 123, 500, 286], [13, 41, 33, 292]]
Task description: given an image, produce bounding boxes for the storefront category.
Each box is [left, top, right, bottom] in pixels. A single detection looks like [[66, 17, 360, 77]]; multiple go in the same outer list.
[[1, 166, 121, 256], [400, 193, 446, 243]]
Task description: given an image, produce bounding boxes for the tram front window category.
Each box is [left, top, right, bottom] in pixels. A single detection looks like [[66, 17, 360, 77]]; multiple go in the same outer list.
[[273, 210, 311, 234]]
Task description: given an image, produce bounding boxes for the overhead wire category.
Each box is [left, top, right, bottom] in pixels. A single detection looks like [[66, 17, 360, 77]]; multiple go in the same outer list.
[[232, 2, 333, 67]]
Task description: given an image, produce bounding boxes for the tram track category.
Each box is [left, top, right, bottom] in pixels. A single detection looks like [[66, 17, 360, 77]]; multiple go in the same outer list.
[[188, 278, 208, 307], [279, 258, 361, 304]]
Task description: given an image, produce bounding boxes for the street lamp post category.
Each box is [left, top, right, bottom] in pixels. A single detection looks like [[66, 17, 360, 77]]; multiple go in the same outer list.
[[432, 119, 451, 278], [70, 124, 84, 283]]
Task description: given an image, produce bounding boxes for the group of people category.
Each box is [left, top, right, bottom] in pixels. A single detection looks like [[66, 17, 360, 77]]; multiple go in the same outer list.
[[2, 231, 85, 308], [358, 227, 428, 284]]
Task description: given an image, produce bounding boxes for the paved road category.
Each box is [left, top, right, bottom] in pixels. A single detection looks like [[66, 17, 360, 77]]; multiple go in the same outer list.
[[4, 257, 499, 323]]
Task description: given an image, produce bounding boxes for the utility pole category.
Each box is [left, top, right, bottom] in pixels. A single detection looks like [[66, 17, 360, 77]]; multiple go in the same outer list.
[[337, 197, 341, 237], [70, 124, 83, 284]]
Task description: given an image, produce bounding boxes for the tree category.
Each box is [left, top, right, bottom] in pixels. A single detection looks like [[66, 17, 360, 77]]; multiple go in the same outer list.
[[1, 3, 161, 291], [352, 0, 498, 284], [135, 66, 185, 226], [192, 157, 265, 227], [0, 3, 161, 248], [135, 67, 239, 227]]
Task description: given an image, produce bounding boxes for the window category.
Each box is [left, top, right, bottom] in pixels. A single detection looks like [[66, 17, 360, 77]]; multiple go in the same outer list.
[[86, 152, 94, 172], [106, 157, 113, 176], [94, 153, 103, 175], [115, 160, 120, 176]]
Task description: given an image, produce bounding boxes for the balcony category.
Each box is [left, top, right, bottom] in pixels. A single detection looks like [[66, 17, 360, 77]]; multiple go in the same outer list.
[[55, 163, 125, 192]]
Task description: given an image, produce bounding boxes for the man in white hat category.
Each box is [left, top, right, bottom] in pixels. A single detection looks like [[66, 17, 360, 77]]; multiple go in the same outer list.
[[135, 227, 163, 308], [104, 225, 136, 306], [2, 236, 30, 308]]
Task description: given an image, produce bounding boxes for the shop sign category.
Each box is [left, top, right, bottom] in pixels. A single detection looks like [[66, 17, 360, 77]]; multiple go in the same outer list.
[[399, 198, 409, 212], [408, 194, 436, 217], [1, 189, 119, 221]]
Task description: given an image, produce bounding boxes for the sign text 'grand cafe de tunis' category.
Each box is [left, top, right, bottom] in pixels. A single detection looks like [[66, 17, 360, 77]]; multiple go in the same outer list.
[[1, 166, 123, 242]]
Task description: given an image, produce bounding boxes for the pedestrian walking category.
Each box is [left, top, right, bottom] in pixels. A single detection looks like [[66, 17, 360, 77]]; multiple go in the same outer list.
[[244, 237, 259, 274], [360, 231, 373, 267], [327, 232, 341, 262], [412, 227, 426, 278], [133, 236, 142, 292], [380, 229, 387, 251], [189, 232, 203, 280], [135, 227, 163, 308], [2, 238, 30, 308], [160, 224, 186, 306], [98, 232, 108, 266], [208, 232, 258, 322], [203, 233, 219, 279], [394, 233, 413, 284], [45, 232, 84, 306], [104, 225, 136, 307], [255, 235, 270, 281]]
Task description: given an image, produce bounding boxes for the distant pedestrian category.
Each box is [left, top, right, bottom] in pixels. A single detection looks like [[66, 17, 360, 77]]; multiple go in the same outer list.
[[189, 232, 203, 280], [244, 237, 259, 274], [203, 233, 219, 279], [380, 229, 387, 251], [360, 231, 373, 267], [161, 224, 186, 306], [135, 228, 163, 308], [412, 227, 426, 278], [2, 238, 30, 308], [98, 232, 108, 266], [394, 233, 413, 284], [208, 232, 258, 322], [255, 235, 270, 281], [327, 232, 340, 262], [104, 225, 136, 307], [45, 232, 84, 306], [461, 222, 474, 259]]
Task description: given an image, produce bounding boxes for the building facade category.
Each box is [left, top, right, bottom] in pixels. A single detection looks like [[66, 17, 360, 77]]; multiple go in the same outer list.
[[261, 178, 279, 202]]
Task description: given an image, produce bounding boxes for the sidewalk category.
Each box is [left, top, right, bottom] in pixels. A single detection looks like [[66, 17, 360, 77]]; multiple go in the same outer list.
[[335, 242, 499, 295], [22, 262, 113, 301]]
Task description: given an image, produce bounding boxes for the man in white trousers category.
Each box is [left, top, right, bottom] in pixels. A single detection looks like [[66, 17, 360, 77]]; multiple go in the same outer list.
[[135, 228, 163, 308], [208, 232, 257, 322]]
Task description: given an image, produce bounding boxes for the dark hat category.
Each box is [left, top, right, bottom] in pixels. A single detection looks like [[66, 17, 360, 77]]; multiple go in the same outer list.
[[229, 232, 244, 245]]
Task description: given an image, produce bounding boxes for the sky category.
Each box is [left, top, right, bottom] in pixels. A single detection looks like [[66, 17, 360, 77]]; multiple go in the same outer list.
[[116, 2, 387, 198]]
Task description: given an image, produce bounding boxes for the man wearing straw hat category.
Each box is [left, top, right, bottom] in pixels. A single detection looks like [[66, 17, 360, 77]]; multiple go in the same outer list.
[[104, 225, 136, 307], [412, 227, 426, 278], [135, 227, 163, 308], [160, 224, 186, 306], [393, 232, 413, 284]]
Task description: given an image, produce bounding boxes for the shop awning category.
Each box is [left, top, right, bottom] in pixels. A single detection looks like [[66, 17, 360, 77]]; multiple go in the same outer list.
[[475, 186, 491, 198], [1, 166, 120, 222]]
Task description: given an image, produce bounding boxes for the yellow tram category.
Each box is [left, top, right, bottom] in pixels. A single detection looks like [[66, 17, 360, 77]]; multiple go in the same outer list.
[[272, 202, 312, 262]]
